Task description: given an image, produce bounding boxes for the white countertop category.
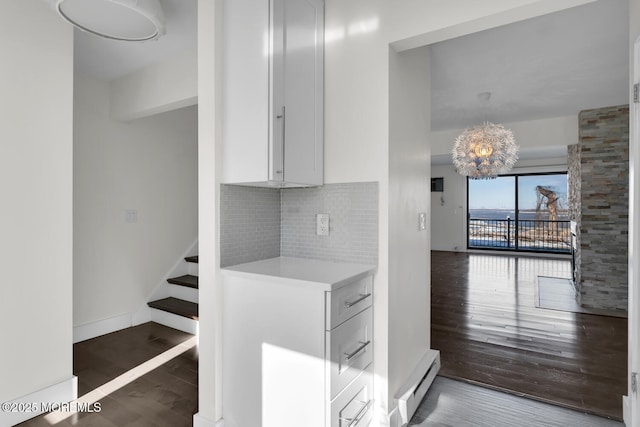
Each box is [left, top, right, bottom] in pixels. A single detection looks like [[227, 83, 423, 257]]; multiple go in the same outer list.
[[221, 257, 376, 291]]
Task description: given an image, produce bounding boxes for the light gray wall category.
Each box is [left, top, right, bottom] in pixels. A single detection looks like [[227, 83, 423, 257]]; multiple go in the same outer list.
[[431, 165, 468, 251], [74, 74, 198, 327], [430, 116, 578, 158], [388, 45, 431, 407], [0, 0, 74, 404]]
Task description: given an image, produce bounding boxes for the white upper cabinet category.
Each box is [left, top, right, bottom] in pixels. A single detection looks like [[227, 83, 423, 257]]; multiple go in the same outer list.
[[223, 0, 324, 187]]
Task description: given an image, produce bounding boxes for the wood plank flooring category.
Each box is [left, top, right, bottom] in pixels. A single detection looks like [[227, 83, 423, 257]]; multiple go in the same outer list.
[[148, 297, 199, 320], [431, 251, 627, 421], [18, 322, 197, 427], [409, 376, 624, 427]]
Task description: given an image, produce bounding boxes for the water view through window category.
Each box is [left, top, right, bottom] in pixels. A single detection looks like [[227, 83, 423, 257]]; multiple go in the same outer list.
[[467, 173, 570, 253]]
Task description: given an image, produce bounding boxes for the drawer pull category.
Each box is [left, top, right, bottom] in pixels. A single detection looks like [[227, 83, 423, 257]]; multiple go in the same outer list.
[[344, 340, 371, 362], [341, 400, 372, 427], [344, 293, 371, 308]]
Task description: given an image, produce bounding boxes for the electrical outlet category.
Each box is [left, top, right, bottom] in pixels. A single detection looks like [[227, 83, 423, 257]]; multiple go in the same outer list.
[[316, 213, 329, 236]]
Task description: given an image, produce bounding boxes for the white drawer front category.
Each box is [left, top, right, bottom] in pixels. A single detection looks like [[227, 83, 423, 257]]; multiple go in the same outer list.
[[330, 369, 373, 427], [326, 275, 373, 330], [326, 307, 373, 399]]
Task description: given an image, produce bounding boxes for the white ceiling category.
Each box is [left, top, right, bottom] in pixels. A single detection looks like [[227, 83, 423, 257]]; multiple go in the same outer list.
[[69, 0, 628, 134], [72, 0, 197, 80], [430, 0, 629, 131]]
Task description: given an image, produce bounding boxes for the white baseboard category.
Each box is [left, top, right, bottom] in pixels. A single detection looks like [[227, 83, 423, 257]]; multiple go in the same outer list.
[[623, 395, 630, 426], [394, 349, 441, 426], [388, 406, 400, 427], [150, 308, 198, 335], [0, 376, 77, 426], [132, 305, 152, 326], [193, 412, 222, 427], [73, 313, 133, 343]]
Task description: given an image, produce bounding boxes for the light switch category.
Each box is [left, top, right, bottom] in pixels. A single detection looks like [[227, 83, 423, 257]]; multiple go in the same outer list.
[[125, 209, 138, 223], [418, 212, 427, 231]]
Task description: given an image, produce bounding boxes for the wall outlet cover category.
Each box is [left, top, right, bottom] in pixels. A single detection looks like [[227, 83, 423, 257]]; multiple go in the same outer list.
[[418, 212, 427, 231], [317, 213, 329, 236], [125, 209, 138, 223]]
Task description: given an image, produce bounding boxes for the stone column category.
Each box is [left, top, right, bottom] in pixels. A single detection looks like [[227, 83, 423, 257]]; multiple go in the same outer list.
[[577, 105, 629, 312]]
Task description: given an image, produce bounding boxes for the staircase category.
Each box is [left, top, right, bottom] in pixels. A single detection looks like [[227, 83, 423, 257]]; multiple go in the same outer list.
[[147, 255, 199, 334]]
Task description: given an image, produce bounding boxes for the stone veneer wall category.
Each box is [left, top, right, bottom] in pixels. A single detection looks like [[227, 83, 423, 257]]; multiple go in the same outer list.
[[577, 105, 629, 311], [567, 144, 581, 289]]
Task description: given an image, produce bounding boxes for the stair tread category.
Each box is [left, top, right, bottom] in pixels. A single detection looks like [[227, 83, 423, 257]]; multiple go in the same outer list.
[[185, 256, 199, 264], [148, 297, 198, 320], [168, 274, 198, 289]]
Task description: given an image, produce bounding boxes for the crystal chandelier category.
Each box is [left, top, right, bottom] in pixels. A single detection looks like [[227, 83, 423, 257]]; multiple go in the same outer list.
[[451, 93, 518, 179]]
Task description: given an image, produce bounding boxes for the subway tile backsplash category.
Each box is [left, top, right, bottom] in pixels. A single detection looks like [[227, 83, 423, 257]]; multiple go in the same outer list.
[[220, 182, 378, 267], [220, 185, 281, 268], [281, 182, 378, 265]]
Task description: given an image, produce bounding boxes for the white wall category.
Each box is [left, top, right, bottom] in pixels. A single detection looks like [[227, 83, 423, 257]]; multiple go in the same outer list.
[[430, 115, 579, 157], [110, 49, 198, 121], [195, 0, 223, 425], [0, 0, 74, 402], [388, 45, 431, 411], [431, 165, 468, 251], [74, 74, 198, 328]]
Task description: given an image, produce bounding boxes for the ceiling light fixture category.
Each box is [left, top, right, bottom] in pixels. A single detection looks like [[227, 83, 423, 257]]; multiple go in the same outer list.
[[52, 0, 166, 42], [451, 92, 518, 180]]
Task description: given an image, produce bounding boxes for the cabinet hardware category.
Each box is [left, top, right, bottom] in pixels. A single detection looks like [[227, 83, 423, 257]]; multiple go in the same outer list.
[[276, 106, 285, 180], [341, 399, 372, 427], [344, 340, 371, 362], [345, 293, 371, 308], [281, 106, 286, 180]]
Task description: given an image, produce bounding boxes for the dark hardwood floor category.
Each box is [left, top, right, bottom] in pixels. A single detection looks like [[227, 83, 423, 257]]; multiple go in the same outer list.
[[18, 322, 197, 427], [409, 377, 624, 427], [431, 251, 627, 421]]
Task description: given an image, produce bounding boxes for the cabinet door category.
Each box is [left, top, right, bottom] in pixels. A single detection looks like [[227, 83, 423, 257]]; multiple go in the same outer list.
[[223, 0, 323, 187], [276, 0, 324, 186], [223, 0, 270, 184], [270, 0, 285, 182]]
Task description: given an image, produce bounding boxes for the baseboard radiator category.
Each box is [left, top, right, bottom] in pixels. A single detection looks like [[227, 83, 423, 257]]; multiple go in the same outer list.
[[395, 349, 441, 426]]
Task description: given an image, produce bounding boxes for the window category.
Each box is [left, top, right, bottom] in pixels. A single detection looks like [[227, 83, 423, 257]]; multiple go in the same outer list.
[[467, 172, 570, 253]]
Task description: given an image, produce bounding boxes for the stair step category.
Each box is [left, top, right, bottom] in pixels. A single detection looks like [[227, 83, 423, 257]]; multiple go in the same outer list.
[[148, 297, 198, 320], [168, 274, 198, 289], [185, 255, 199, 264]]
